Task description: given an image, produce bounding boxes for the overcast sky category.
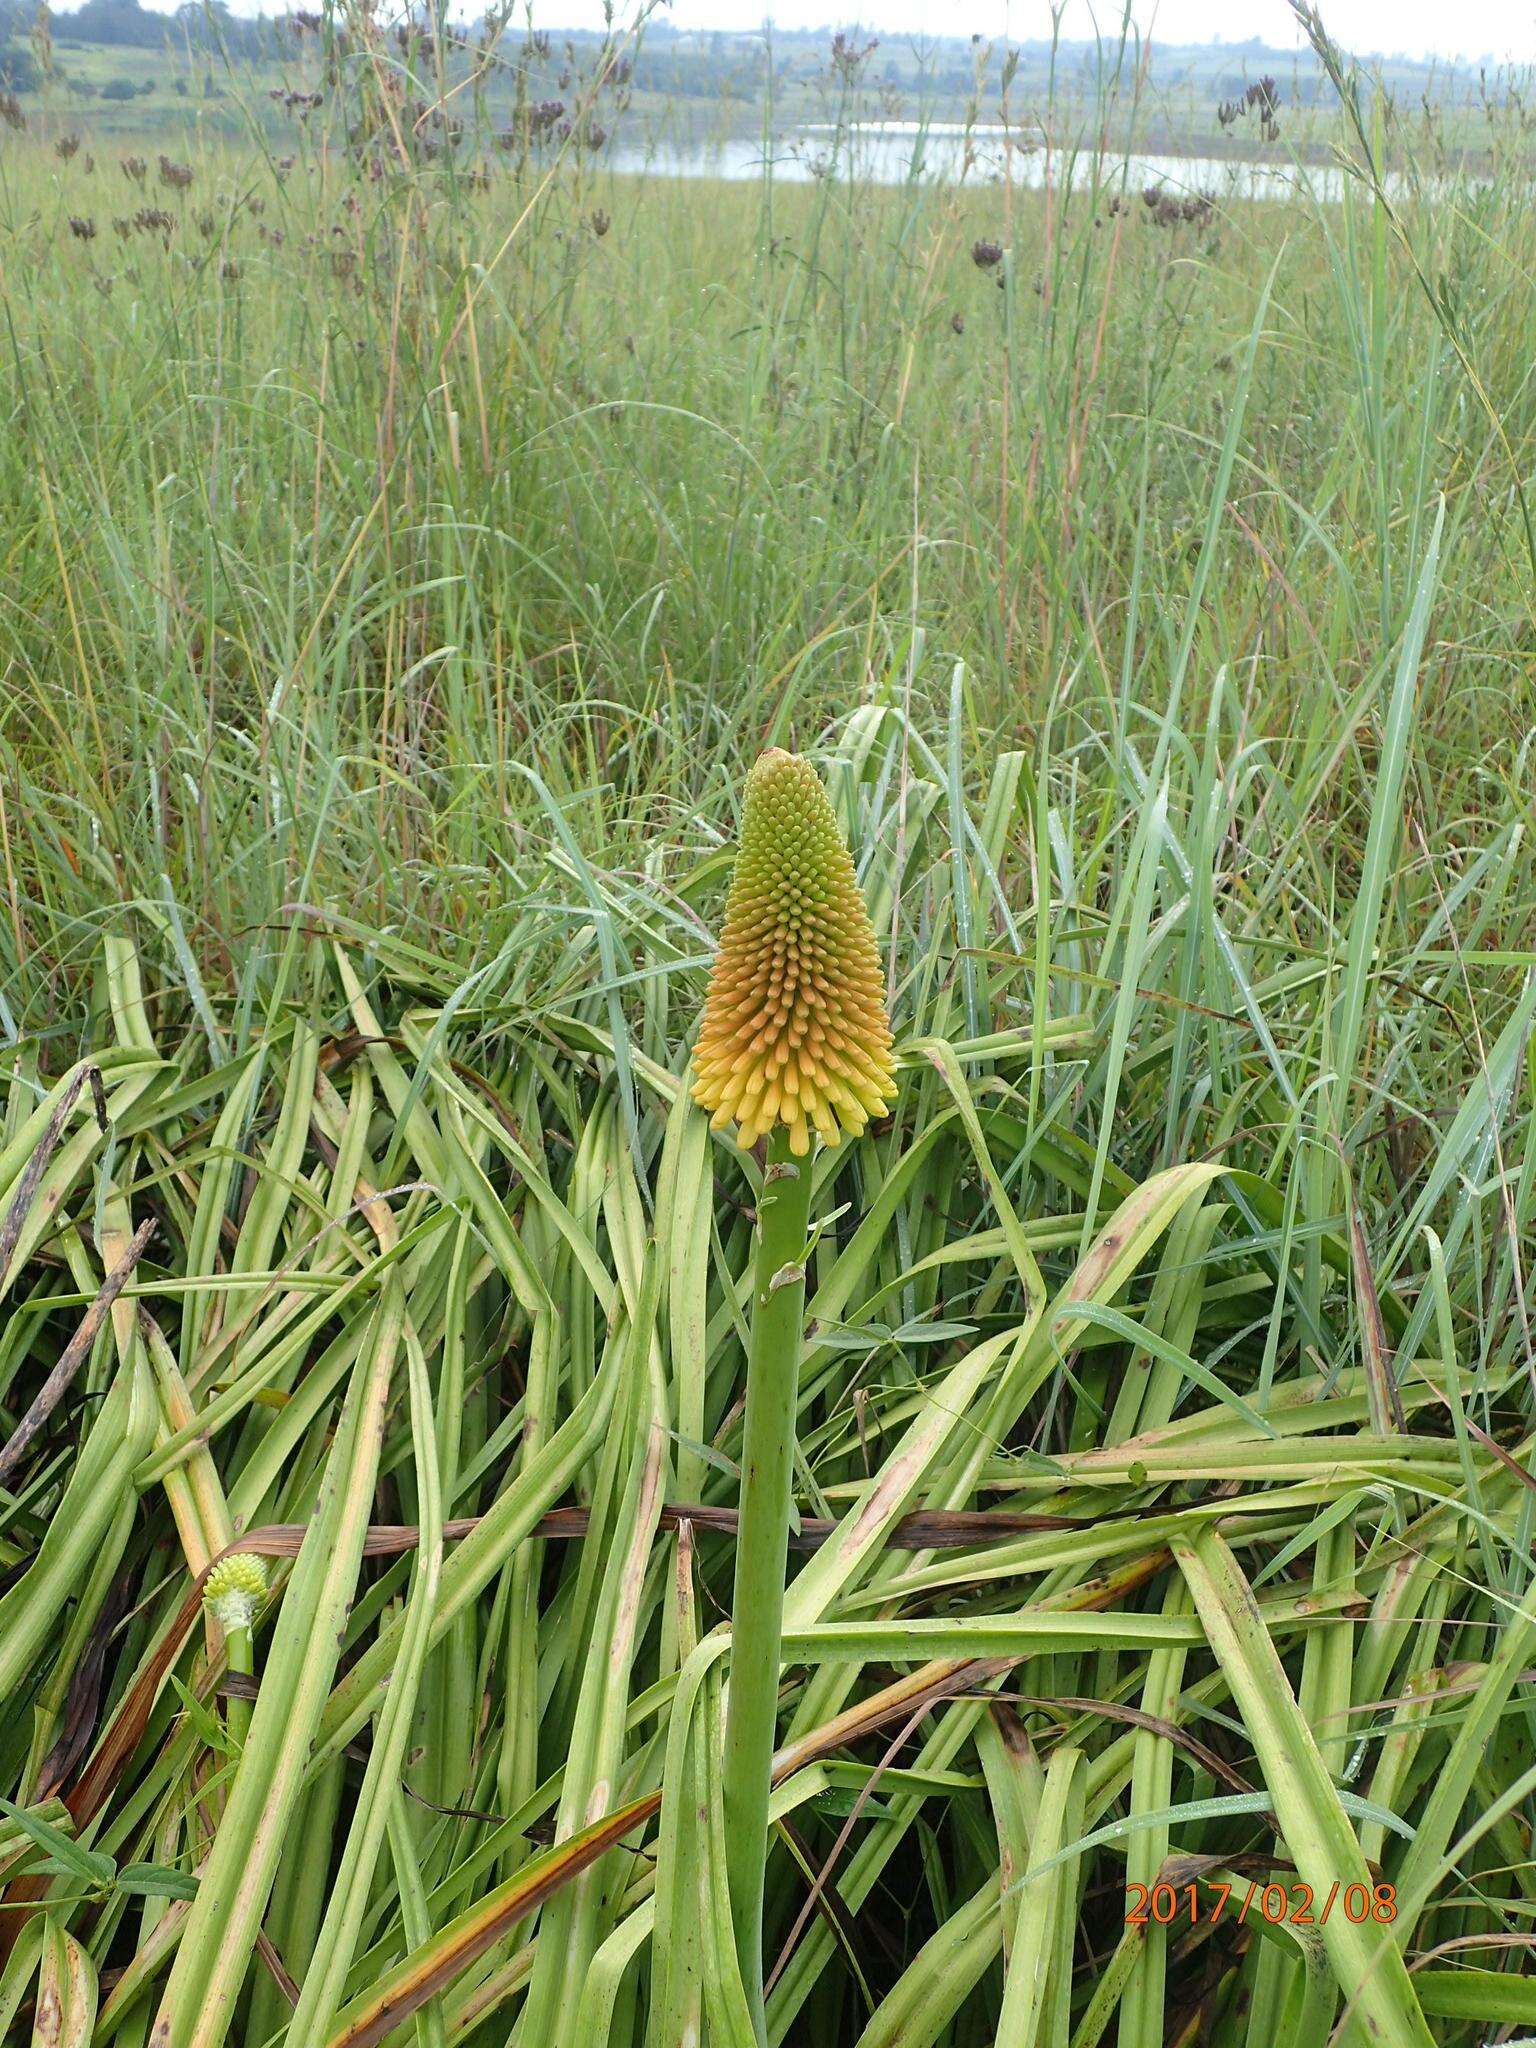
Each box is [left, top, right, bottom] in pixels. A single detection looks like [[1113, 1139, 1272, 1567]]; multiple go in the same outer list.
[[90, 0, 1536, 63], [581, 0, 1536, 56]]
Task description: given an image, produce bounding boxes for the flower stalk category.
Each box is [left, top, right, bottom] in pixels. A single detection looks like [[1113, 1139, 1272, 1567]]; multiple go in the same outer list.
[[693, 748, 895, 2033], [203, 1552, 266, 1754], [721, 1133, 813, 2030]]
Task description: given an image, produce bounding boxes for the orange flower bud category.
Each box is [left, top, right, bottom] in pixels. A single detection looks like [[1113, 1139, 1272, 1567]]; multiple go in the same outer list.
[[692, 750, 895, 1155]]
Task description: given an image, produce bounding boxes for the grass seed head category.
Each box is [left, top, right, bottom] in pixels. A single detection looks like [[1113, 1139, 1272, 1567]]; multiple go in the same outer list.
[[692, 748, 895, 1156]]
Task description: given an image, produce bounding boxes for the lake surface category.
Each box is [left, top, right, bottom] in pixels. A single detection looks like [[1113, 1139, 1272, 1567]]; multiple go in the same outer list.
[[605, 121, 1355, 201]]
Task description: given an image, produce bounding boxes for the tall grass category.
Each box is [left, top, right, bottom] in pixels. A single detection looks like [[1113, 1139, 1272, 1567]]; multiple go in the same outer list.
[[0, 8, 1534, 2045]]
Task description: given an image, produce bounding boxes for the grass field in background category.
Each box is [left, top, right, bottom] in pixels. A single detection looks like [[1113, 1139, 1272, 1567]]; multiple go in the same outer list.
[[0, 8, 1534, 2045]]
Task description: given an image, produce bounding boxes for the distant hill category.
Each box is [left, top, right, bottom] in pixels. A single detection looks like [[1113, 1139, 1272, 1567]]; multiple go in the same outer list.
[[1, 0, 1511, 143], [618, 21, 1493, 104], [5, 0, 266, 53], [11, 0, 1503, 97]]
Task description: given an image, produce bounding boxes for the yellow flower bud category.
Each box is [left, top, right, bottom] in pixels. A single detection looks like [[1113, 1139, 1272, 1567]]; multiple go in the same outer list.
[[692, 750, 895, 1155], [203, 1552, 267, 1633]]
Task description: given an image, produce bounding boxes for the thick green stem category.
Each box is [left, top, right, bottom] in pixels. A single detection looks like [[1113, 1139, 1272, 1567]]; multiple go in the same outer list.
[[225, 1625, 254, 1755], [722, 1128, 815, 2037]]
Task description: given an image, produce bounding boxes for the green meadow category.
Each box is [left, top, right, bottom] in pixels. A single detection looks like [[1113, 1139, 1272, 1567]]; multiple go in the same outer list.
[[0, 9, 1534, 2045]]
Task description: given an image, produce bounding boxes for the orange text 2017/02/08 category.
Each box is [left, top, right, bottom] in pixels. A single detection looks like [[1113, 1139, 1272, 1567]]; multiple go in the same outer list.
[[1125, 1881, 1397, 1926]]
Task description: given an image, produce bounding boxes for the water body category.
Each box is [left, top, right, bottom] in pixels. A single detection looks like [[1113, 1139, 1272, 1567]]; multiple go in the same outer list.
[[605, 120, 1353, 201]]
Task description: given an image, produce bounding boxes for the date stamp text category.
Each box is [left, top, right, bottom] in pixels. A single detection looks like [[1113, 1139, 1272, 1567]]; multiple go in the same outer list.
[[1126, 1881, 1396, 1926]]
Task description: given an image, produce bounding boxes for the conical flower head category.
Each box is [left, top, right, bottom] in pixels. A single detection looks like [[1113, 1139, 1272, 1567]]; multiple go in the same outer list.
[[203, 1552, 267, 1633], [692, 750, 895, 1156]]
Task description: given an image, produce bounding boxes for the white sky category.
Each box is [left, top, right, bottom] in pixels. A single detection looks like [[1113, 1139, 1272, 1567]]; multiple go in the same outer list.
[[593, 0, 1536, 58], [75, 0, 1536, 64]]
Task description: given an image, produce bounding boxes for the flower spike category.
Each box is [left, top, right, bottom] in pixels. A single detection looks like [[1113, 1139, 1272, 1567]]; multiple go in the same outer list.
[[203, 1552, 267, 1634], [692, 749, 896, 1155]]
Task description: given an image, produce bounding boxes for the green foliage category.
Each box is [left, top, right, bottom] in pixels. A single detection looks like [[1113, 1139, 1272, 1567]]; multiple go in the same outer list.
[[0, 11, 1533, 2047], [0, 38, 36, 89]]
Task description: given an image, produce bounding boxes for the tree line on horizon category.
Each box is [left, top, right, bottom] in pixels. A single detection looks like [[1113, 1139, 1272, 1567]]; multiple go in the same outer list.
[[0, 0, 1498, 108]]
